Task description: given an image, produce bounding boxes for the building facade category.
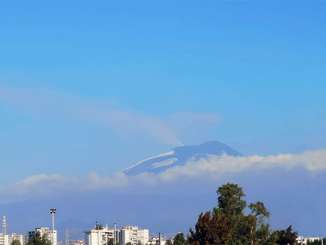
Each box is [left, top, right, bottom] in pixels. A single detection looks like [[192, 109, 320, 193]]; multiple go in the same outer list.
[[297, 236, 322, 245], [85, 225, 149, 245], [69, 240, 84, 245], [9, 234, 24, 245], [29, 227, 57, 245], [0, 233, 25, 245], [0, 234, 9, 245], [120, 226, 149, 245], [85, 225, 118, 245], [147, 237, 166, 245]]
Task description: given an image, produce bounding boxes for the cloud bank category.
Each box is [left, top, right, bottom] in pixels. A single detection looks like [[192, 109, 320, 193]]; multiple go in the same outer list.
[[1, 149, 326, 203]]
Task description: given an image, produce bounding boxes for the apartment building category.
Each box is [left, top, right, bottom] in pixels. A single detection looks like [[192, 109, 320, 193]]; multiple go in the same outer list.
[[29, 227, 57, 245], [85, 224, 149, 245], [85, 224, 118, 245], [0, 233, 24, 245], [119, 226, 149, 245], [0, 234, 9, 245], [297, 236, 323, 245]]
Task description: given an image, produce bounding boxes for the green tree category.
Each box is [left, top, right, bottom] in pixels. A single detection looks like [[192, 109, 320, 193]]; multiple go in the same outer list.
[[189, 210, 228, 245], [174, 233, 186, 245], [249, 201, 271, 245], [217, 183, 246, 216], [273, 226, 298, 245], [189, 183, 250, 245], [188, 183, 297, 245], [27, 232, 52, 245]]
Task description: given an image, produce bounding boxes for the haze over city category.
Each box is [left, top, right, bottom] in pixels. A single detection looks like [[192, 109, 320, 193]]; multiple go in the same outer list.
[[0, 0, 326, 243]]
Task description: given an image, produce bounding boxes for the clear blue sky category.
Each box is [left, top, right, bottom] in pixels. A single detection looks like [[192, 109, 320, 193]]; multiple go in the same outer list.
[[1, 0, 326, 184]]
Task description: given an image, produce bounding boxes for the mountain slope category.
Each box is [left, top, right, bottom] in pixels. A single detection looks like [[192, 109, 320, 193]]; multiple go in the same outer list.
[[124, 141, 241, 175]]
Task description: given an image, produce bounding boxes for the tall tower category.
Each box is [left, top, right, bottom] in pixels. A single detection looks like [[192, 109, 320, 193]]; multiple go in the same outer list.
[[50, 209, 56, 245], [2, 216, 7, 236]]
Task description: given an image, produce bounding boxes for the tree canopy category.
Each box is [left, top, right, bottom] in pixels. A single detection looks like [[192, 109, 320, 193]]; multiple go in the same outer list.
[[187, 183, 298, 245], [174, 233, 186, 245], [27, 232, 52, 245]]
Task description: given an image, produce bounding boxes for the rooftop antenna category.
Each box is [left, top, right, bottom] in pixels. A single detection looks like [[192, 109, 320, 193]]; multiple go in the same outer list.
[[2, 216, 7, 236]]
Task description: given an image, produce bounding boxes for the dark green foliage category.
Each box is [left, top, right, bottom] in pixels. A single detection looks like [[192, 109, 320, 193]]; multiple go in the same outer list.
[[272, 226, 298, 245], [27, 232, 52, 245], [174, 233, 186, 245], [188, 210, 228, 245], [188, 183, 297, 245], [217, 183, 246, 216]]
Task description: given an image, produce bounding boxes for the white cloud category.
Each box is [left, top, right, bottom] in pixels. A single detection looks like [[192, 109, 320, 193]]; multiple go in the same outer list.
[[159, 149, 326, 181], [1, 149, 326, 203], [0, 174, 77, 203], [0, 85, 223, 146], [0, 85, 182, 146]]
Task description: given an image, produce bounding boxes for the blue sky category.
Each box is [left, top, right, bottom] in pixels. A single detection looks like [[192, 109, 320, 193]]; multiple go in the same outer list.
[[1, 1, 326, 234]]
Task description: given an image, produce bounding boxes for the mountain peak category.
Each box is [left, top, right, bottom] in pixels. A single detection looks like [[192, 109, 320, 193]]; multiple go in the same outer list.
[[124, 141, 240, 176]]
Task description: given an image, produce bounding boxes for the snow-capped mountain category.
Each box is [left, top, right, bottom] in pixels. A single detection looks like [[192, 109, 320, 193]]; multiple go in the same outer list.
[[124, 141, 241, 175]]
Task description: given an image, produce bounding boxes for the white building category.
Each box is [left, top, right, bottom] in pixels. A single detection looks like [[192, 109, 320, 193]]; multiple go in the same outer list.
[[85, 224, 118, 245], [147, 237, 166, 245], [85, 224, 149, 245], [0, 234, 9, 245], [297, 236, 322, 245], [29, 227, 57, 245], [0, 217, 24, 245], [120, 226, 149, 245], [9, 234, 24, 245], [0, 233, 25, 245], [69, 240, 84, 245]]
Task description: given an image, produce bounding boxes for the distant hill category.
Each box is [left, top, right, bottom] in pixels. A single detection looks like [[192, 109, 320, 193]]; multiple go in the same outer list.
[[124, 141, 241, 175]]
